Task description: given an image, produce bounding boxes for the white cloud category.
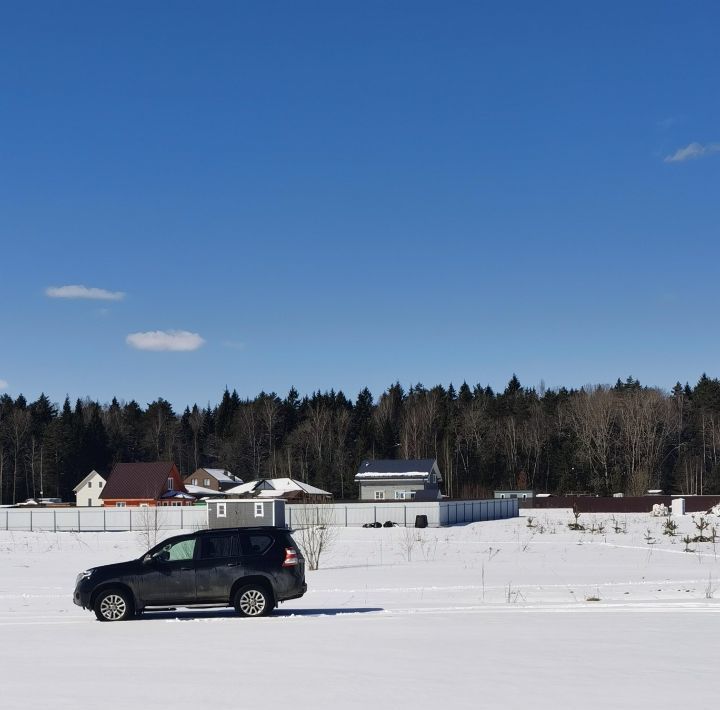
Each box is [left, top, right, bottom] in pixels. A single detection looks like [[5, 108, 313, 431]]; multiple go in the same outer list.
[[46, 285, 126, 301], [0, 379, 8, 390], [126, 330, 205, 352], [664, 142, 720, 163]]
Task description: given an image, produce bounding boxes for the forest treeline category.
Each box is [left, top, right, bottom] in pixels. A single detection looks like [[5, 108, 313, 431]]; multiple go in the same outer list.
[[2, 374, 720, 505]]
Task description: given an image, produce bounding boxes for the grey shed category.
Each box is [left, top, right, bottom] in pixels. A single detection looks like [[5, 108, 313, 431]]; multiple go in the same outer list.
[[207, 499, 286, 529]]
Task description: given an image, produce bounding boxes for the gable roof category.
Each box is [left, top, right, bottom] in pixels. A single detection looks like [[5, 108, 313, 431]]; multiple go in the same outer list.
[[224, 478, 331, 497], [73, 470, 106, 493], [355, 459, 441, 481], [195, 468, 242, 484], [100, 462, 185, 500]]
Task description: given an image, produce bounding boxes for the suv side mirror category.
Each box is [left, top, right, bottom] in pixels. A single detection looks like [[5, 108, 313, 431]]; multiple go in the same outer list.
[[142, 554, 153, 565]]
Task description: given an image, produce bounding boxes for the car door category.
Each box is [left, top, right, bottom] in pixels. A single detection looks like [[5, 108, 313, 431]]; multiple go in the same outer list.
[[139, 536, 198, 605], [195, 531, 241, 603], [237, 531, 276, 580]]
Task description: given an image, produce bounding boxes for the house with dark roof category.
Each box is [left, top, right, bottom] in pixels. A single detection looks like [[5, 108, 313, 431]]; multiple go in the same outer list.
[[100, 462, 195, 507], [354, 459, 443, 501], [183, 467, 243, 492]]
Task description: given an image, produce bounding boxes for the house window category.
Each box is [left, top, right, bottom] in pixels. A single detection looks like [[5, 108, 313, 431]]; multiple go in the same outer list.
[[204, 478, 211, 487], [167, 478, 174, 491], [99, 481, 103, 488], [410, 491, 416, 500], [87, 498, 92, 506], [217, 502, 227, 518], [192, 478, 198, 486], [254, 502, 264, 517], [115, 502, 126, 508], [374, 491, 385, 500], [394, 491, 408, 500], [139, 503, 149, 508], [88, 481, 92, 488]]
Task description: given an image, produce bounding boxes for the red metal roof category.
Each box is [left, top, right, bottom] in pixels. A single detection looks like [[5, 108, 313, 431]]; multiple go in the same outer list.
[[100, 462, 186, 501]]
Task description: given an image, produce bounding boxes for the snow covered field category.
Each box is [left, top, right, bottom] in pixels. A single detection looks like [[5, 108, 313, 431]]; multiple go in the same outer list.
[[1, 509, 718, 709]]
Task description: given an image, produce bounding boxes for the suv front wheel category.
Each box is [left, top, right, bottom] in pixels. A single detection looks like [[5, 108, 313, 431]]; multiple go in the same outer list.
[[234, 584, 273, 617], [94, 588, 133, 622]]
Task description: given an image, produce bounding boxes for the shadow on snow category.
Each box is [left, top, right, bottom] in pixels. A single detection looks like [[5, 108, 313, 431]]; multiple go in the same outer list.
[[135, 607, 384, 621]]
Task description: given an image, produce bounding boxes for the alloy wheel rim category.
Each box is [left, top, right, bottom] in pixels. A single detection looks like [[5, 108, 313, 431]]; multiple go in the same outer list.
[[100, 594, 127, 620], [240, 590, 266, 616]]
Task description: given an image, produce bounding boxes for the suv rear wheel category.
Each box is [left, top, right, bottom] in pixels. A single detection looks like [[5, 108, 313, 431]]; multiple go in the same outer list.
[[234, 584, 273, 617], [94, 588, 133, 622]]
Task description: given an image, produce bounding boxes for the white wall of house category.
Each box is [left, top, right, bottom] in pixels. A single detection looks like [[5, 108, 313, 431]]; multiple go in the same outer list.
[[74, 471, 106, 507]]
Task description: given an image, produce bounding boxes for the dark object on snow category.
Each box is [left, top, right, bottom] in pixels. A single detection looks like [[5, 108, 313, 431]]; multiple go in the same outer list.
[[383, 521, 394, 528], [373, 521, 382, 528], [73, 527, 307, 622], [415, 514, 428, 529]]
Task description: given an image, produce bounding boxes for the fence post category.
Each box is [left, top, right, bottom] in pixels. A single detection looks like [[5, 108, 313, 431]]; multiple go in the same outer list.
[[77, 508, 81, 532], [181, 507, 184, 529], [404, 506, 407, 527], [374, 506, 377, 524], [54, 509, 57, 533], [345, 506, 348, 528], [30, 510, 33, 532]]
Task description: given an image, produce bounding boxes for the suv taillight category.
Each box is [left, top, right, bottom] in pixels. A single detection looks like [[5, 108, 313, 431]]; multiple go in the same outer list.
[[282, 547, 299, 567]]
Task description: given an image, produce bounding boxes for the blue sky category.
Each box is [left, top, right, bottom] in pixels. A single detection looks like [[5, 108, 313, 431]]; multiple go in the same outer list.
[[1, 1, 719, 409]]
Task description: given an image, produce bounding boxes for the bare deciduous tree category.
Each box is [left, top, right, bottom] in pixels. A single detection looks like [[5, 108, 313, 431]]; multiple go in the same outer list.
[[291, 503, 338, 571]]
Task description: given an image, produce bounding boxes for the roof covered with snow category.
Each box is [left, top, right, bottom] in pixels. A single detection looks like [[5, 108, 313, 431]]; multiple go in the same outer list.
[[224, 478, 331, 497], [195, 468, 242, 483], [355, 459, 441, 481], [184, 484, 226, 497]]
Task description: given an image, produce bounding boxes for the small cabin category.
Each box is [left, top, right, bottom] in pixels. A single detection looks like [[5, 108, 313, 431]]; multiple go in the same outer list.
[[73, 470, 107, 507], [207, 499, 286, 529]]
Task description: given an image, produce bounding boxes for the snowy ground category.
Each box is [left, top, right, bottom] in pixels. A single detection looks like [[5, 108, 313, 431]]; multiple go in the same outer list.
[[1, 509, 718, 709]]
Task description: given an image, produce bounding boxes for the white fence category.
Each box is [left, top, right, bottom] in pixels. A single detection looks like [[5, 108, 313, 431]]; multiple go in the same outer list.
[[0, 506, 208, 532], [0, 498, 517, 532], [287, 498, 518, 528]]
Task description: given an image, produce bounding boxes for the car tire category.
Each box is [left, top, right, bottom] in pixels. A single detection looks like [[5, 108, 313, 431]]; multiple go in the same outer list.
[[93, 588, 133, 622], [233, 584, 274, 618]]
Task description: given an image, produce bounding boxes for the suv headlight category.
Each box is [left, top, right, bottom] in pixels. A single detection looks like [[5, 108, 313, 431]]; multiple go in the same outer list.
[[75, 570, 93, 585]]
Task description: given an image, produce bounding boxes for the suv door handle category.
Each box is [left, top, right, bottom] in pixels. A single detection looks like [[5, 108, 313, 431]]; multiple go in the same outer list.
[[226, 562, 240, 567], [180, 566, 193, 571]]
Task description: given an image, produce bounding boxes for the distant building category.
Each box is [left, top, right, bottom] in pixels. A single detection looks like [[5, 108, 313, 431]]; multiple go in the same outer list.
[[354, 459, 442, 501], [224, 477, 332, 501], [184, 467, 243, 492], [100, 462, 194, 507], [207, 499, 286, 529], [73, 470, 106, 507], [494, 490, 534, 500]]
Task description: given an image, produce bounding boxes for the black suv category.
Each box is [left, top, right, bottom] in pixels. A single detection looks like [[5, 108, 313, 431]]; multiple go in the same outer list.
[[74, 527, 306, 621]]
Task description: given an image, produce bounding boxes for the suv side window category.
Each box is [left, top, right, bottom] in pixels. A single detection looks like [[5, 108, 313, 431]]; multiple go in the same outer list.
[[240, 533, 273, 556], [198, 533, 237, 560], [153, 538, 196, 563]]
